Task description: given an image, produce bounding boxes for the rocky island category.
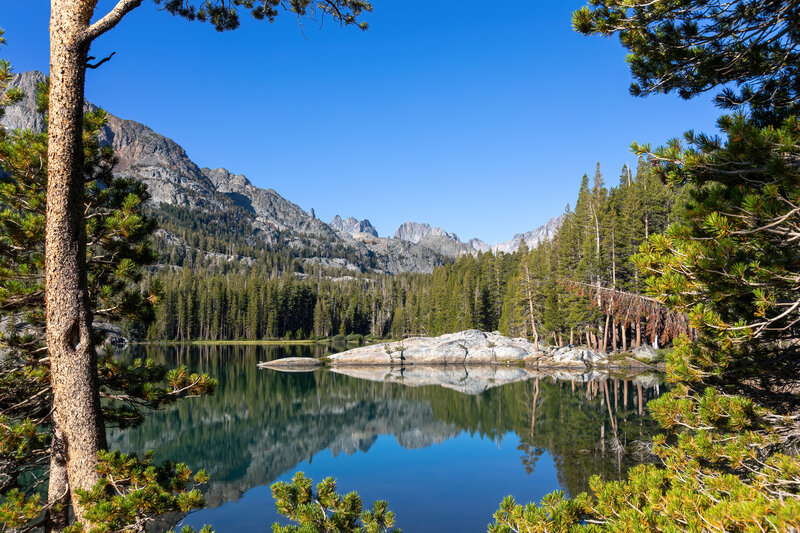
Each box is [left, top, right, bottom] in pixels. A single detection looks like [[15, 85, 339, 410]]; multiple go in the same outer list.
[[326, 330, 663, 370]]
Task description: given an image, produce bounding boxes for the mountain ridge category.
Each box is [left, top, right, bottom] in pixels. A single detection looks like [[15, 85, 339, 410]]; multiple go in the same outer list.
[[2, 70, 563, 271]]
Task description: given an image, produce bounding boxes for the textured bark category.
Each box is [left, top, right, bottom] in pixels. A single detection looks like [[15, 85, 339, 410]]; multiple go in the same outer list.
[[45, 425, 70, 533], [47, 0, 107, 526]]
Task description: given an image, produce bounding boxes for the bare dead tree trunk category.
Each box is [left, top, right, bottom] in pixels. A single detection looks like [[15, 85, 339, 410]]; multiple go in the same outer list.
[[612, 318, 618, 353], [621, 322, 628, 352], [635, 319, 641, 347], [522, 262, 539, 352]]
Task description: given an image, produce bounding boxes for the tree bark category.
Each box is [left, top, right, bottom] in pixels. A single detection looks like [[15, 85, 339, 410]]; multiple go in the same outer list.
[[45, 424, 69, 533], [47, 0, 107, 525]]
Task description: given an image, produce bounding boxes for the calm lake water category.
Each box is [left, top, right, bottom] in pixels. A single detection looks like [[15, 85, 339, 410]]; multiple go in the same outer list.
[[108, 344, 665, 532]]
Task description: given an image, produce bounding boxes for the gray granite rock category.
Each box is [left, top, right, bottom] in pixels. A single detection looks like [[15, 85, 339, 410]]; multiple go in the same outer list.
[[330, 215, 378, 237], [632, 344, 660, 362], [257, 357, 324, 371], [546, 345, 607, 367], [328, 330, 548, 366]]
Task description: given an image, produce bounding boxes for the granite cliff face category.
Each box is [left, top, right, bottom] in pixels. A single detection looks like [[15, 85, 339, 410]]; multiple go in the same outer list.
[[1, 70, 563, 272], [393, 221, 459, 243], [1, 70, 47, 133]]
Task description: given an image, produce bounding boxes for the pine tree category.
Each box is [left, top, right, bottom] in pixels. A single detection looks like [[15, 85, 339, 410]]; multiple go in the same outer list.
[[0, 64, 216, 532]]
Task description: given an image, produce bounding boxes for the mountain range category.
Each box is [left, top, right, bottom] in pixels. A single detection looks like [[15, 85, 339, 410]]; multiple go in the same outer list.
[[2, 71, 563, 274]]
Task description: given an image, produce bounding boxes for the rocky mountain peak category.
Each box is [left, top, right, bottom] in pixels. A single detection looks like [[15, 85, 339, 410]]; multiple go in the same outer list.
[[492, 214, 565, 254], [330, 215, 378, 237], [393, 222, 459, 244]]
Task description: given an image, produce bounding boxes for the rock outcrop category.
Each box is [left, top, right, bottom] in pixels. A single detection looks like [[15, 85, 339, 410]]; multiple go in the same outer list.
[[393, 222, 459, 243], [330, 215, 378, 237], [632, 344, 660, 363], [327, 330, 613, 368]]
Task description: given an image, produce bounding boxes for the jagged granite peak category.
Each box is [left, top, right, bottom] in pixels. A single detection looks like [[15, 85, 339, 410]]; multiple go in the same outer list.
[[468, 238, 491, 253], [0, 71, 564, 274], [393, 222, 459, 244], [493, 214, 565, 254], [330, 215, 378, 237]]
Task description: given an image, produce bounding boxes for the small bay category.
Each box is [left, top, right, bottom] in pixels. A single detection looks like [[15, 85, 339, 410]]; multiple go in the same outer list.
[[108, 344, 665, 532]]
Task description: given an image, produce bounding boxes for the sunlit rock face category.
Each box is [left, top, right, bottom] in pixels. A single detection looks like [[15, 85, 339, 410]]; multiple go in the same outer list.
[[328, 330, 612, 368], [330, 215, 378, 237]]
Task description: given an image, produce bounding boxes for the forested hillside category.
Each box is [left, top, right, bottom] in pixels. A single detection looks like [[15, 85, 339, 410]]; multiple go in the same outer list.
[[147, 160, 691, 347]]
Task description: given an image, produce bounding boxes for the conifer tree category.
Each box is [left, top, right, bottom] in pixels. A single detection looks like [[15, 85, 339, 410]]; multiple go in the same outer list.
[[0, 61, 216, 532], [38, 1, 372, 524]]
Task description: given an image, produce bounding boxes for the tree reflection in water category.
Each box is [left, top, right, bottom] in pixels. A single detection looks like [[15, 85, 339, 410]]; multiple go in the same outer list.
[[108, 344, 665, 509]]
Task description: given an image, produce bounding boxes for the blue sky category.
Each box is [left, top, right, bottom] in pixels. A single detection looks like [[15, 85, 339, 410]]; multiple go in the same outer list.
[[2, 1, 721, 244]]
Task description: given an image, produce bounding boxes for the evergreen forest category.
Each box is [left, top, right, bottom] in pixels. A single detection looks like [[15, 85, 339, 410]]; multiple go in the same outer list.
[[146, 160, 690, 352]]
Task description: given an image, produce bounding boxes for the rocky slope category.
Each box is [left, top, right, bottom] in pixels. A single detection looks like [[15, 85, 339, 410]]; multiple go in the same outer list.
[[1, 70, 563, 272]]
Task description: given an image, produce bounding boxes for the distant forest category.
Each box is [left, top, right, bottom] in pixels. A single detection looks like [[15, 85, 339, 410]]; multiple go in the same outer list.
[[145, 160, 692, 350]]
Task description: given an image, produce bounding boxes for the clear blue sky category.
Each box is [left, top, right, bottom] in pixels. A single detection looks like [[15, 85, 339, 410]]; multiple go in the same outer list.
[[2, 1, 721, 244]]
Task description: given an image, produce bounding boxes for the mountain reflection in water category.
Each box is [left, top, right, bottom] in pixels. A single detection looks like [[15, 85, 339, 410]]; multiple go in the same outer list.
[[108, 344, 665, 531]]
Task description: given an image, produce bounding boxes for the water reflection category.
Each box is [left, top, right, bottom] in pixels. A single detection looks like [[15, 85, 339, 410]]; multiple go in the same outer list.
[[108, 344, 664, 517]]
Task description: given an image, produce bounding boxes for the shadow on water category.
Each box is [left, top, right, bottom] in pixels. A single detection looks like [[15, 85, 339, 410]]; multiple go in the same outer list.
[[108, 344, 665, 529]]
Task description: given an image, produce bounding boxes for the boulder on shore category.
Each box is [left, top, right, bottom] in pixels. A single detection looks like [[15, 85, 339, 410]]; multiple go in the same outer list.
[[632, 344, 660, 363], [327, 330, 609, 367]]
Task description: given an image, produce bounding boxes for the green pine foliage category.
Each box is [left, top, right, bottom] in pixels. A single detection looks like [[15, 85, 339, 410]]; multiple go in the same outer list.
[[634, 114, 800, 386], [572, 0, 800, 126], [486, 3, 800, 531], [271, 472, 399, 533]]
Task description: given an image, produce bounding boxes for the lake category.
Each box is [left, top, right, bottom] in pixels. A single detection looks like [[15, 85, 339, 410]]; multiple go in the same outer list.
[[108, 344, 665, 532]]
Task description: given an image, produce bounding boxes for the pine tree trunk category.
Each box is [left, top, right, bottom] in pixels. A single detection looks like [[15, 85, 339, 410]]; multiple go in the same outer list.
[[45, 425, 69, 532], [47, 0, 107, 526]]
